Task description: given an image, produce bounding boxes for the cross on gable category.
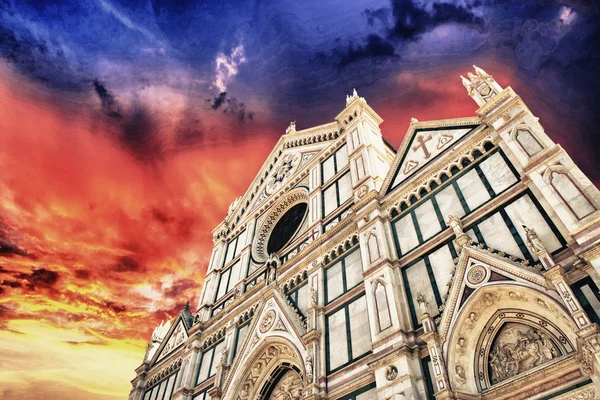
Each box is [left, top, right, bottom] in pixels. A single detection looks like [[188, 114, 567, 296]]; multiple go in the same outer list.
[[412, 134, 433, 159]]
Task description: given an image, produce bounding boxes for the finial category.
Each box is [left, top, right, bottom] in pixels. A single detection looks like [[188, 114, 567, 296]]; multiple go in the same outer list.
[[353, 88, 358, 97], [410, 117, 419, 124], [285, 121, 296, 135], [473, 65, 488, 77], [183, 301, 190, 312], [461, 75, 471, 88]]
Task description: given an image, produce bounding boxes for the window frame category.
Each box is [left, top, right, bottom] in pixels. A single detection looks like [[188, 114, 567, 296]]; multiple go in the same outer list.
[[195, 340, 225, 385], [321, 171, 352, 218], [143, 369, 179, 400], [325, 293, 372, 374], [400, 189, 566, 329], [324, 247, 363, 304], [321, 144, 349, 186], [391, 148, 519, 258]]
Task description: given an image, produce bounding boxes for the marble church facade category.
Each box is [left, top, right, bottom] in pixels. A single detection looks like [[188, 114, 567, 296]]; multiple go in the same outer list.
[[129, 67, 600, 400]]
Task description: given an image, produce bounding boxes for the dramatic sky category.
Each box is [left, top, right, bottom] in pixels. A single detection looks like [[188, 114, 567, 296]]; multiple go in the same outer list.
[[0, 0, 599, 398]]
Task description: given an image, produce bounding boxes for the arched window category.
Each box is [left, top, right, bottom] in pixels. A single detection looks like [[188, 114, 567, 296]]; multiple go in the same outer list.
[[549, 169, 596, 220], [515, 128, 544, 157], [374, 280, 392, 332], [367, 233, 380, 264]]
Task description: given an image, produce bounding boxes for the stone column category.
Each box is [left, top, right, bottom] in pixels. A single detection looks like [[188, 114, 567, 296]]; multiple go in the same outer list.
[[417, 294, 454, 400]]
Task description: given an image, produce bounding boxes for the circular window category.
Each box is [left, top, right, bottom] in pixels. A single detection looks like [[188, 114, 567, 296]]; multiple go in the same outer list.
[[267, 202, 308, 255], [252, 188, 309, 262]]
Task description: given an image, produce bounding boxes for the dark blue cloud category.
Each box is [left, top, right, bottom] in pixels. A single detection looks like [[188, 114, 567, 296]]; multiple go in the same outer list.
[[0, 0, 599, 180]]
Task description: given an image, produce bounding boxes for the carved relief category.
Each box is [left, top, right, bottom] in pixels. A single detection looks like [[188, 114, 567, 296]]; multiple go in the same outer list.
[[466, 265, 487, 286], [269, 370, 304, 400], [266, 152, 301, 195], [260, 310, 277, 333], [386, 365, 398, 381], [233, 342, 302, 400], [488, 322, 561, 385]]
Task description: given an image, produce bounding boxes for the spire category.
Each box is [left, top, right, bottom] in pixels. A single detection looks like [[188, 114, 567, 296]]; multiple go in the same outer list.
[[460, 66, 503, 107]]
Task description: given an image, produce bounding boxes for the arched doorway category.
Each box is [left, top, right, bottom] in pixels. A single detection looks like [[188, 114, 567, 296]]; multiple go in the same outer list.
[[224, 339, 305, 400]]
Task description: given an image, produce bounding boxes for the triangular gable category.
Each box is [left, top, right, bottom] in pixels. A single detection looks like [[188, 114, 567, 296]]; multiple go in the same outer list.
[[248, 149, 317, 213], [223, 288, 308, 394], [437, 245, 550, 341], [217, 122, 341, 232], [382, 117, 481, 194], [150, 315, 189, 366]]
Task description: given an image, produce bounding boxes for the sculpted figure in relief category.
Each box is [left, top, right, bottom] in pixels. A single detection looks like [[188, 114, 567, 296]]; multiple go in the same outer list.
[[269, 370, 304, 400], [488, 323, 560, 385]]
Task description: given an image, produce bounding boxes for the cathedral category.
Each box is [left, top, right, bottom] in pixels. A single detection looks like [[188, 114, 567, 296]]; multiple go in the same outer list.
[[129, 67, 600, 400]]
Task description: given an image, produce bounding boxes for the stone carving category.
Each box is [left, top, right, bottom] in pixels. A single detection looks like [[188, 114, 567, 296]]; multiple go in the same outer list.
[[447, 215, 464, 236], [386, 365, 398, 381], [456, 337, 467, 355], [467, 312, 478, 327], [269, 369, 304, 400], [309, 288, 317, 308], [482, 293, 499, 306], [266, 153, 300, 194], [305, 354, 314, 383], [523, 225, 546, 255], [455, 364, 467, 385], [286, 121, 296, 135], [447, 215, 472, 247], [488, 322, 561, 385], [467, 265, 487, 285], [416, 292, 429, 317], [260, 310, 276, 333], [509, 291, 523, 301]]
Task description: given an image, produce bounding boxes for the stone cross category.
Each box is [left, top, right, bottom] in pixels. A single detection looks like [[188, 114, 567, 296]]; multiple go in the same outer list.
[[412, 134, 433, 159]]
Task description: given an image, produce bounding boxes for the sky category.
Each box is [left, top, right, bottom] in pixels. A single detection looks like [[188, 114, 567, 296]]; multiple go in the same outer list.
[[0, 0, 599, 398]]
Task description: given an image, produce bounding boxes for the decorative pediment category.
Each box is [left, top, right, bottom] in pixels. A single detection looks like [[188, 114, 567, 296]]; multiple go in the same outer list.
[[382, 117, 481, 194], [223, 289, 308, 398], [150, 315, 189, 366], [436, 246, 582, 395], [214, 127, 341, 241], [437, 245, 550, 341]]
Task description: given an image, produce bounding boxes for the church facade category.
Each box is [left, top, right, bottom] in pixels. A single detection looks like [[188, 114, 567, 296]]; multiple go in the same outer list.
[[129, 67, 600, 400]]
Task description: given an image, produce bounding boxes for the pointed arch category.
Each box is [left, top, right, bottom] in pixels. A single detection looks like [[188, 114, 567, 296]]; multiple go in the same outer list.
[[223, 338, 305, 400], [510, 124, 544, 157], [543, 165, 597, 220], [367, 231, 381, 264], [373, 278, 392, 332]]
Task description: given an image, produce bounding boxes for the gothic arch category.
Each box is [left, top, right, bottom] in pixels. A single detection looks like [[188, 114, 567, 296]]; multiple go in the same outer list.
[[542, 164, 597, 220], [510, 124, 544, 158], [223, 338, 305, 400], [445, 284, 578, 394]]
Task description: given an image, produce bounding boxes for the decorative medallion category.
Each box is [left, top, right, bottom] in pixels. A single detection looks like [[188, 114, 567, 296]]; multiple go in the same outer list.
[[266, 152, 301, 194], [386, 365, 398, 381], [260, 310, 277, 333], [466, 265, 487, 286]]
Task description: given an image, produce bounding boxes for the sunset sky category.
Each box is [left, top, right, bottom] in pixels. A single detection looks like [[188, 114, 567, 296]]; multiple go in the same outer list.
[[0, 1, 599, 398]]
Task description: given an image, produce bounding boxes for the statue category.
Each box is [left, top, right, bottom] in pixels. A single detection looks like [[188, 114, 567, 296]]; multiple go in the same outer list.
[[309, 288, 317, 308], [305, 354, 314, 383], [523, 225, 545, 255], [416, 293, 429, 317], [285, 121, 296, 135], [447, 215, 464, 237], [448, 215, 472, 247]]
